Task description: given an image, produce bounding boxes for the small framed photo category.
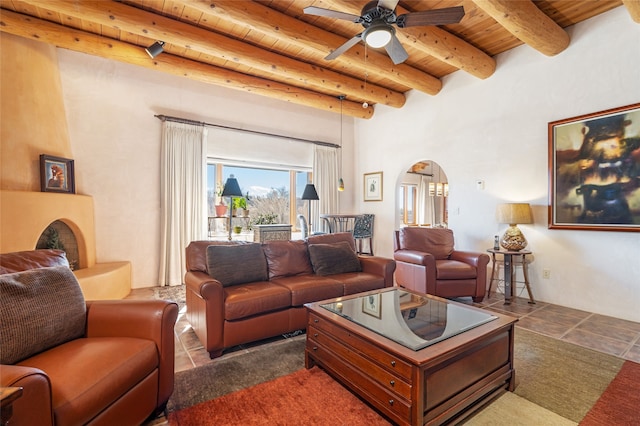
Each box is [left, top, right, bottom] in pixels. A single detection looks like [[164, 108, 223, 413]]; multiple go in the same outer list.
[[548, 103, 640, 232], [362, 293, 381, 318], [364, 171, 383, 202], [40, 154, 75, 194]]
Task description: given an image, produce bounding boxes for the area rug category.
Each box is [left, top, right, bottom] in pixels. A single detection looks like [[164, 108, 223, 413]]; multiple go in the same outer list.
[[167, 327, 638, 425], [154, 284, 186, 309]]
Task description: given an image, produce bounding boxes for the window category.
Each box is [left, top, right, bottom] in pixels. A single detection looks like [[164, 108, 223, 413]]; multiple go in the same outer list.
[[207, 162, 311, 229], [399, 184, 417, 225]]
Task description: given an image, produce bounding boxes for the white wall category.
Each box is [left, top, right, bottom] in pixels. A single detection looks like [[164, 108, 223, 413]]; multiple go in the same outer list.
[[355, 7, 640, 321], [58, 51, 356, 288], [58, 7, 638, 321]]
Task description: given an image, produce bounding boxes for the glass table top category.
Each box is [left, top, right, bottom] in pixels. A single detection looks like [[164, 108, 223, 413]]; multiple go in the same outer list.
[[321, 289, 497, 351]]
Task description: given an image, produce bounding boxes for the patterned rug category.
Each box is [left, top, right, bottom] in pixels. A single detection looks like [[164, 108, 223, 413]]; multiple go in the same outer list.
[[154, 284, 186, 309]]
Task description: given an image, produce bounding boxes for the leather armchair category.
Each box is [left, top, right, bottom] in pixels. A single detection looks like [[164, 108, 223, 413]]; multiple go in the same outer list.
[[1, 250, 178, 425], [393, 228, 490, 302]]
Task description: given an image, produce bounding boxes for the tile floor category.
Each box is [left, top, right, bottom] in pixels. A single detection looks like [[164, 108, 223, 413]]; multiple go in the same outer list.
[[126, 286, 640, 373]]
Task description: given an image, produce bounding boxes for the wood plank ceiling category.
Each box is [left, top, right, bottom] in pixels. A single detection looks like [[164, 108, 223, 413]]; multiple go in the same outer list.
[[1, 0, 637, 119]]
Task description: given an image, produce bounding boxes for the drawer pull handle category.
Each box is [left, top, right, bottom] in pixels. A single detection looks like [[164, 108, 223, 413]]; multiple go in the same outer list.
[[390, 360, 396, 367], [390, 380, 395, 387], [314, 333, 318, 337], [389, 399, 394, 406], [314, 319, 319, 323], [313, 346, 318, 351]]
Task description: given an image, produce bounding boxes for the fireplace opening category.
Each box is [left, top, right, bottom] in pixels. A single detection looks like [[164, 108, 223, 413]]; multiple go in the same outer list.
[[36, 220, 80, 270]]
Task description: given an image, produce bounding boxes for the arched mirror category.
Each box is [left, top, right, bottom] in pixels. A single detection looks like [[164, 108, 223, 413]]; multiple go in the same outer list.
[[397, 160, 448, 228]]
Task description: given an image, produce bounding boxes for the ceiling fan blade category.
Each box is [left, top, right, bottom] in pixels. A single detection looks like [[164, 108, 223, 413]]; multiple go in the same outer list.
[[384, 34, 409, 65], [303, 6, 362, 23], [396, 6, 465, 28], [325, 34, 363, 60], [377, 0, 400, 11]]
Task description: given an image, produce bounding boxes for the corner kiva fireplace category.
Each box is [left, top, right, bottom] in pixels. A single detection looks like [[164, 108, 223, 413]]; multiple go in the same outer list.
[[0, 190, 131, 299]]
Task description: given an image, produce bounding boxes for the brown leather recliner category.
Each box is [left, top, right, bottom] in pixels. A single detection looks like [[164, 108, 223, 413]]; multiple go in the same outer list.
[[0, 250, 178, 425], [393, 228, 490, 303]]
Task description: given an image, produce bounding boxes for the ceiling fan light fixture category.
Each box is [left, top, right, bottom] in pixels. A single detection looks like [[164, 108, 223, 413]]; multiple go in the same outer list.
[[363, 24, 393, 48]]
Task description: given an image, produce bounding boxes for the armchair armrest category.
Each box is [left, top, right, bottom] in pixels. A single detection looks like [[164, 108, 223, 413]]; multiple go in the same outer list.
[[85, 300, 178, 408], [393, 249, 436, 268], [0, 365, 53, 426], [450, 250, 490, 268], [358, 256, 396, 287]]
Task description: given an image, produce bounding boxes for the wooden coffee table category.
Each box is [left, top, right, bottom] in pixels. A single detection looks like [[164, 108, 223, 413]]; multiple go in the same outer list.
[[305, 288, 517, 426]]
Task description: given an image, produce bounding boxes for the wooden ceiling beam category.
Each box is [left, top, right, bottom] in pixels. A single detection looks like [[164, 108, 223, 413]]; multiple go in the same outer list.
[[0, 9, 374, 119], [471, 0, 570, 56], [622, 0, 640, 23], [316, 0, 497, 79], [22, 0, 405, 108], [187, 0, 442, 96]]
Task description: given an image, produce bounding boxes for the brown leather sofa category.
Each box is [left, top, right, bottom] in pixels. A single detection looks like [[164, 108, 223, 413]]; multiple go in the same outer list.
[[393, 228, 490, 303], [185, 232, 396, 358], [0, 249, 178, 426]]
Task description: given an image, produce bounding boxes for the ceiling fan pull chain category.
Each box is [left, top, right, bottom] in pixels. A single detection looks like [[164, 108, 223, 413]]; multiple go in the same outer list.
[[363, 45, 370, 108]]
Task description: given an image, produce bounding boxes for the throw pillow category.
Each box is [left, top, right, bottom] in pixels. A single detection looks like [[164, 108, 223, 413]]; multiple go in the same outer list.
[[206, 243, 268, 286], [308, 241, 362, 276], [262, 240, 313, 279], [0, 266, 86, 364]]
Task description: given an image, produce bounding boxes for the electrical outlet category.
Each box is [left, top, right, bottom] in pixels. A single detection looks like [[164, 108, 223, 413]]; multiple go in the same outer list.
[[543, 269, 551, 279]]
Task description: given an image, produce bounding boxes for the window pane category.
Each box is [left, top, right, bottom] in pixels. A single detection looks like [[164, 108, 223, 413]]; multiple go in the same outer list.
[[225, 166, 290, 224], [207, 164, 217, 216]]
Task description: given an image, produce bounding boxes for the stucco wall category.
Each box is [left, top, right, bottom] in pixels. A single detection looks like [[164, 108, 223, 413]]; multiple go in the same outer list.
[[354, 7, 640, 321]]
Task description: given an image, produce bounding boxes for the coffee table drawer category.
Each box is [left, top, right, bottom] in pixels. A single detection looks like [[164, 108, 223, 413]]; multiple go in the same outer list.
[[308, 313, 413, 380], [308, 325, 412, 400], [307, 337, 412, 424]]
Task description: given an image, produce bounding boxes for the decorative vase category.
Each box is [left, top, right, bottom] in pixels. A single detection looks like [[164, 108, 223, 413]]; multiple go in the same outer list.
[[215, 204, 228, 217], [233, 226, 243, 234]]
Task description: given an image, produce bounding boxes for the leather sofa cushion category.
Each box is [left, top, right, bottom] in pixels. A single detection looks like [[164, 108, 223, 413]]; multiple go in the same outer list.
[[271, 275, 344, 306], [17, 337, 157, 426], [0, 266, 86, 364], [329, 272, 386, 295], [224, 281, 291, 320], [308, 241, 362, 276], [207, 243, 268, 287], [186, 240, 240, 274], [435, 260, 477, 279], [262, 240, 313, 279], [0, 249, 69, 274], [399, 228, 454, 260]]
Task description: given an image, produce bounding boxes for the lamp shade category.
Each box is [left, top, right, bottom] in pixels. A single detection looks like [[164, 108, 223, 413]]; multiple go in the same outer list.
[[221, 175, 243, 197], [496, 203, 533, 225], [301, 184, 319, 200]]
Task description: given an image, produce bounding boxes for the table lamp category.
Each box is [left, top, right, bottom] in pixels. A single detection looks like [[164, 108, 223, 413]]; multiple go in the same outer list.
[[496, 203, 533, 251], [301, 184, 319, 233], [222, 174, 243, 240]]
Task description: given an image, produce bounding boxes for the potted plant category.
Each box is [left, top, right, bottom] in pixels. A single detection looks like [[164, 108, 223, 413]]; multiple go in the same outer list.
[[215, 183, 228, 217], [233, 196, 248, 217]]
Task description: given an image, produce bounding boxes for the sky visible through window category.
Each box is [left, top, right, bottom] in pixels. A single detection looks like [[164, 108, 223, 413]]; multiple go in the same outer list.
[[207, 164, 308, 198]]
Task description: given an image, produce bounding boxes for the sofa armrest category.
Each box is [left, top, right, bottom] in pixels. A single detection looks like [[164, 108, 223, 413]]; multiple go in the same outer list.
[[184, 271, 225, 357], [0, 365, 53, 426], [358, 256, 396, 287], [393, 249, 436, 268], [85, 300, 178, 409]]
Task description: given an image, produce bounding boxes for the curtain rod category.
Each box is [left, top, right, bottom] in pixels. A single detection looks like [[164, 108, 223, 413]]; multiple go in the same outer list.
[[155, 114, 340, 149]]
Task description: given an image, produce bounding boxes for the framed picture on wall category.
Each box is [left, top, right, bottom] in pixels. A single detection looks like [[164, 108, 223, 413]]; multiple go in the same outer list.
[[40, 154, 75, 194], [364, 171, 383, 202], [548, 103, 640, 232]]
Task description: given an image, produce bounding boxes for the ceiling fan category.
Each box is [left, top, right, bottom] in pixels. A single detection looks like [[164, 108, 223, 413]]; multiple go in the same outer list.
[[304, 0, 464, 65]]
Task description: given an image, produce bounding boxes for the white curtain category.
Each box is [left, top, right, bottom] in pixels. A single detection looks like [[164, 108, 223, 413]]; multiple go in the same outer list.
[[159, 121, 208, 286], [313, 146, 339, 233], [417, 176, 435, 226]]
